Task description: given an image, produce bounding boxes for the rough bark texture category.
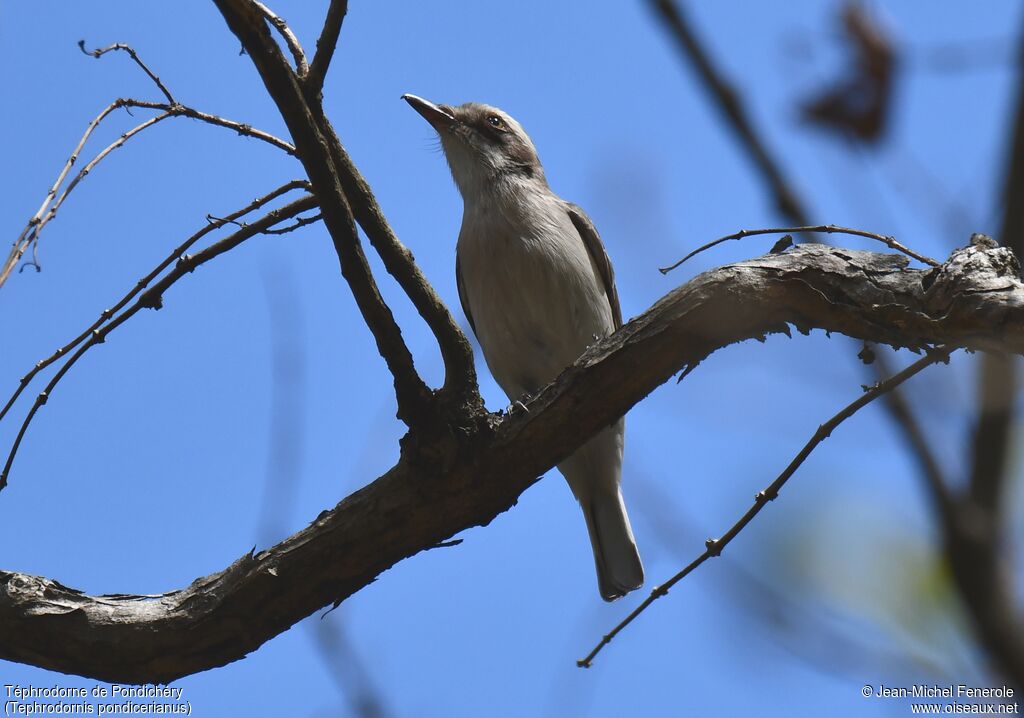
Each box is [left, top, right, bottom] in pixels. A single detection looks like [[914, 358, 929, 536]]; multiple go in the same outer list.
[[1, 240, 1022, 683]]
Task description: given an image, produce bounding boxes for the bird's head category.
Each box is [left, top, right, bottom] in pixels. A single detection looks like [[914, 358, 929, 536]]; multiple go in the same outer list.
[[403, 94, 546, 200]]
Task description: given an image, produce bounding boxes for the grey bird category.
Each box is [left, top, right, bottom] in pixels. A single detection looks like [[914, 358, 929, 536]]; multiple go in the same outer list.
[[403, 94, 644, 601]]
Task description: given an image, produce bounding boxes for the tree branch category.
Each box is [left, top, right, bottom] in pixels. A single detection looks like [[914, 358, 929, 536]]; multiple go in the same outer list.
[[253, 1, 308, 76], [950, 23, 1024, 686], [0, 194, 318, 490], [2, 94, 295, 290], [306, 0, 348, 98], [79, 41, 176, 104], [300, 5, 477, 406], [214, 0, 436, 425], [0, 181, 309, 427], [577, 345, 954, 668], [649, 5, 971, 665], [1, 240, 1021, 682]]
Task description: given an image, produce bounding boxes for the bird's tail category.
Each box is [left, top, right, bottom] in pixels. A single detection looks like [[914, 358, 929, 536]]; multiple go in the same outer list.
[[580, 488, 644, 601], [560, 421, 643, 601]]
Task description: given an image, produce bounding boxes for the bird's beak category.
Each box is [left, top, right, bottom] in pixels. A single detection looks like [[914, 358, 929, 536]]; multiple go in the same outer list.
[[402, 93, 456, 132]]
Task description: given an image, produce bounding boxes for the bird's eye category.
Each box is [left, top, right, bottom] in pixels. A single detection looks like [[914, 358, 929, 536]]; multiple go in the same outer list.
[[486, 115, 504, 129]]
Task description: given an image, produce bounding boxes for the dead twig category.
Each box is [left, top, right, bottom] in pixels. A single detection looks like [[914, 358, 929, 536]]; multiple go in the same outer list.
[[0, 194, 319, 491], [263, 212, 322, 235], [0, 181, 311, 426], [78, 41, 175, 104], [253, 2, 308, 76], [659, 224, 940, 274], [577, 346, 955, 668], [306, 0, 349, 97], [2, 43, 296, 290]]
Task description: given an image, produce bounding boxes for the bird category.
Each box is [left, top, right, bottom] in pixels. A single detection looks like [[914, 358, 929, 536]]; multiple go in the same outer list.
[[402, 94, 643, 601]]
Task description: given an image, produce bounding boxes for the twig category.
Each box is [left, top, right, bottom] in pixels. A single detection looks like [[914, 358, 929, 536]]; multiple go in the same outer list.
[[216, 0, 437, 425], [263, 212, 322, 234], [306, 0, 349, 97], [0, 194, 318, 491], [648, 0, 954, 606], [659, 224, 940, 274], [576, 346, 956, 668], [1, 98, 295, 289], [253, 2, 309, 76], [1, 109, 170, 287], [0, 181, 310, 426], [78, 41, 175, 104]]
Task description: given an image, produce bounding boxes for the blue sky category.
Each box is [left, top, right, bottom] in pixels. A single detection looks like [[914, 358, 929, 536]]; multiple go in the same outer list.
[[1, 1, 1021, 716]]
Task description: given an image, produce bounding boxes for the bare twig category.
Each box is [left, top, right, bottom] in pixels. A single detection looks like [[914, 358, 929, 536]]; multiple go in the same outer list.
[[253, 2, 308, 76], [1, 109, 171, 287], [0, 181, 310, 426], [659, 224, 940, 274], [2, 92, 295, 290], [263, 212, 322, 234], [78, 41, 175, 104], [216, 0, 440, 425], [306, 0, 349, 97], [317, 121, 479, 404], [577, 346, 956, 668], [648, 3, 962, 665], [0, 194, 318, 491], [3, 41, 293, 287]]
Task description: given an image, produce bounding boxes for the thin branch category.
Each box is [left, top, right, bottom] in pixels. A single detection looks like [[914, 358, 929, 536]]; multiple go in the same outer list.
[[262, 212, 322, 234], [318, 119, 479, 404], [148, 99, 295, 153], [0, 180, 310, 426], [1, 109, 170, 286], [0, 194, 318, 491], [2, 42, 296, 290], [659, 224, 940, 274], [2, 98, 294, 290], [253, 2, 309, 76], [78, 41, 175, 104], [648, 2, 960, 654], [3, 100, 130, 287], [306, 0, 349, 97], [215, 0, 436, 425], [577, 346, 955, 668]]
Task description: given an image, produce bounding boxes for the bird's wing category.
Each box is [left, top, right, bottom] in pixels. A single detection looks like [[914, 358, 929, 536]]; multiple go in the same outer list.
[[455, 251, 477, 336], [566, 203, 623, 329]]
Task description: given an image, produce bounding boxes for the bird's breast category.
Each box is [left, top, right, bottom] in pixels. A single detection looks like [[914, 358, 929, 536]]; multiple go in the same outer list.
[[457, 202, 614, 398]]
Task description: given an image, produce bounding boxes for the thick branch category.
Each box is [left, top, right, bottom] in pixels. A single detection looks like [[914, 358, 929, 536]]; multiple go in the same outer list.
[[2, 241, 1022, 683]]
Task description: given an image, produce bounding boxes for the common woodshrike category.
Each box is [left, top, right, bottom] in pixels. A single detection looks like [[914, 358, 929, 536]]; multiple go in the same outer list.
[[403, 94, 644, 601]]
